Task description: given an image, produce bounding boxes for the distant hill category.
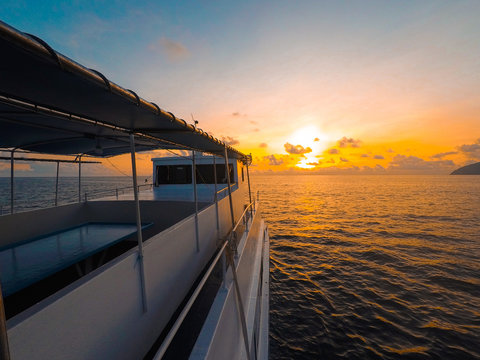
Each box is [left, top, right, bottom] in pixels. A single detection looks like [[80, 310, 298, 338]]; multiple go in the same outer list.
[[450, 162, 480, 175]]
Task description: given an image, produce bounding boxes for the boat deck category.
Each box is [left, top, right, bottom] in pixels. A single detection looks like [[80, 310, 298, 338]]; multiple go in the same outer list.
[[0, 198, 210, 318]]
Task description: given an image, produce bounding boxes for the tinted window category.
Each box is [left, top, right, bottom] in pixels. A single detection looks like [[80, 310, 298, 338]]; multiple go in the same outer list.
[[195, 164, 235, 184], [156, 165, 192, 185]]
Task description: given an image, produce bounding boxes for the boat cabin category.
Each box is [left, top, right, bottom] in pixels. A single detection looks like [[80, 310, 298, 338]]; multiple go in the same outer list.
[[152, 156, 244, 202]]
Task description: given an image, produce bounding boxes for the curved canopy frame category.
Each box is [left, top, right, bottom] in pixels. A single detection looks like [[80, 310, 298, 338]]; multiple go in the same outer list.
[[0, 20, 246, 161]]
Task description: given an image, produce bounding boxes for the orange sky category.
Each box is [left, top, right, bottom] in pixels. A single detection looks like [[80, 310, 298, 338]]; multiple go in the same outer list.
[[1, 1, 480, 176]]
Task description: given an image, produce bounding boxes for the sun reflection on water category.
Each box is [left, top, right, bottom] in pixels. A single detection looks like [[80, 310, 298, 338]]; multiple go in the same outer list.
[[254, 174, 480, 360]]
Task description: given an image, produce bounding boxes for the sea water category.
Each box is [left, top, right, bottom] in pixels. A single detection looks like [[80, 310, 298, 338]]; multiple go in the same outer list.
[[253, 175, 480, 360], [1, 175, 479, 359]]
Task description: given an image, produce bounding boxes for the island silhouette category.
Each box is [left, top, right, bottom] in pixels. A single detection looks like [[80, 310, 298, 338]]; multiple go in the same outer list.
[[451, 162, 480, 175]]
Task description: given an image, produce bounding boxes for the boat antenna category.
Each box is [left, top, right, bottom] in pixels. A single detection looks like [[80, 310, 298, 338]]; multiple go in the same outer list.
[[191, 113, 198, 129]]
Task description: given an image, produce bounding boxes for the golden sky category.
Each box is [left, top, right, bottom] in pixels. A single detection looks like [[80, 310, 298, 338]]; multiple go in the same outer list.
[[1, 1, 480, 176]]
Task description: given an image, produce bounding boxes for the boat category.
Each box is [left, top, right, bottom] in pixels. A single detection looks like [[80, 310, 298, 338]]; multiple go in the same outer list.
[[0, 20, 269, 360]]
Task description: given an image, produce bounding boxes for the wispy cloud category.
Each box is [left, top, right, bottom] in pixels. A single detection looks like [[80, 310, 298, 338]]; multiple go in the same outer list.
[[0, 162, 32, 172], [431, 151, 457, 159], [338, 137, 361, 148], [221, 136, 239, 146], [328, 148, 339, 154], [457, 139, 480, 160], [149, 36, 190, 62], [284, 143, 312, 155], [259, 142, 268, 148], [264, 155, 283, 166], [388, 154, 455, 173], [373, 155, 384, 159]]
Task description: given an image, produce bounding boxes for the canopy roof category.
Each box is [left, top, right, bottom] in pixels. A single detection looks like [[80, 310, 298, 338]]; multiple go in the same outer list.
[[0, 21, 246, 161]]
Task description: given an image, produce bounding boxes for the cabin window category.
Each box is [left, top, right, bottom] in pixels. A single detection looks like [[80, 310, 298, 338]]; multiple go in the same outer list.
[[156, 165, 192, 185], [241, 166, 245, 182], [195, 164, 235, 184]]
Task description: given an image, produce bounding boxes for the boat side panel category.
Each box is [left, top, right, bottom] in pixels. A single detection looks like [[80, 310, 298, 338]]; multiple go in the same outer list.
[[0, 202, 88, 248], [6, 186, 248, 360], [194, 212, 266, 360]]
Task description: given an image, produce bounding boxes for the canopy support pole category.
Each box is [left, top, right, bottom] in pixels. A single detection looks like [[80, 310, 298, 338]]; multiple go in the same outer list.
[[192, 151, 199, 252], [130, 134, 148, 313], [223, 147, 250, 359], [246, 155, 253, 218], [224, 147, 235, 229], [78, 155, 82, 203], [213, 156, 219, 231], [55, 161, 59, 206], [10, 150, 14, 214], [214, 155, 227, 289], [0, 283, 10, 360]]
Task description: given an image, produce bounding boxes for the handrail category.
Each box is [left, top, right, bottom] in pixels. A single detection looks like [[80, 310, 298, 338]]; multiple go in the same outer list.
[[152, 198, 257, 360], [216, 186, 229, 195], [232, 200, 255, 234], [84, 182, 152, 199], [213, 184, 237, 203], [0, 183, 154, 215], [152, 240, 229, 360]]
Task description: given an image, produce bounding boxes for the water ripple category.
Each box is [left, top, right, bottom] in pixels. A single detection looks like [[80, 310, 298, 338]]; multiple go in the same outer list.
[[255, 175, 480, 360]]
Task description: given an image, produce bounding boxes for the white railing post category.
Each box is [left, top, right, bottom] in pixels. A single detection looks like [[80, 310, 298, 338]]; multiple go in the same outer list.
[[78, 155, 82, 203], [193, 151, 199, 252], [130, 133, 148, 313], [55, 161, 59, 206], [213, 156, 220, 232], [10, 150, 14, 214]]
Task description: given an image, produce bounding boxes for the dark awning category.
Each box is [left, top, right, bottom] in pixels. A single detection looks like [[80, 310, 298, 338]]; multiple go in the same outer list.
[[0, 20, 246, 160]]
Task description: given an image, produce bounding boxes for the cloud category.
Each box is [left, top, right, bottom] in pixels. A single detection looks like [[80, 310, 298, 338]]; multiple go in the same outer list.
[[264, 155, 283, 166], [150, 37, 190, 62], [0, 162, 32, 172], [284, 142, 312, 155], [388, 154, 455, 173], [361, 154, 369, 158], [373, 155, 384, 159], [338, 137, 361, 148], [340, 157, 349, 162], [221, 136, 239, 146], [457, 139, 480, 160], [259, 143, 268, 148], [314, 137, 320, 142], [328, 148, 339, 154], [431, 151, 458, 159], [231, 112, 250, 118], [307, 162, 320, 166], [387, 149, 395, 153]]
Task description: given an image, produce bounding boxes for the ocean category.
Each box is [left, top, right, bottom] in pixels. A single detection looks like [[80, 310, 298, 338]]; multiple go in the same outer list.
[[1, 175, 479, 359], [253, 174, 480, 360]]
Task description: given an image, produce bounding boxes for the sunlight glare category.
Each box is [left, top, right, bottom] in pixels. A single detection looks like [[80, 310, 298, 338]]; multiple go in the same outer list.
[[288, 125, 325, 168]]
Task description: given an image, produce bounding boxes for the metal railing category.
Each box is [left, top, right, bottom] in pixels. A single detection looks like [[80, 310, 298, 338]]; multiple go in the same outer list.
[[83, 183, 153, 201], [152, 199, 257, 360], [0, 183, 154, 216]]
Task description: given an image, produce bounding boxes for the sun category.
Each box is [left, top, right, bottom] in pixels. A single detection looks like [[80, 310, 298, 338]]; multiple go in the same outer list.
[[287, 125, 326, 168]]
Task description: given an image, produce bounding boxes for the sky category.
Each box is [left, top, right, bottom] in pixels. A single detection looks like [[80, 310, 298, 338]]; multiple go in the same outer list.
[[1, 0, 480, 176]]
